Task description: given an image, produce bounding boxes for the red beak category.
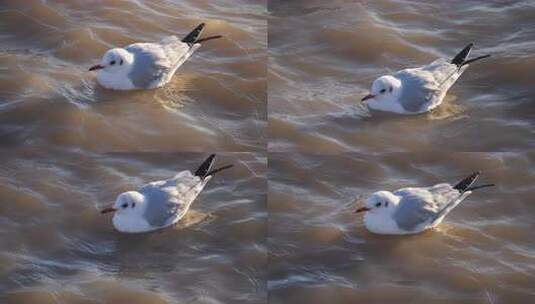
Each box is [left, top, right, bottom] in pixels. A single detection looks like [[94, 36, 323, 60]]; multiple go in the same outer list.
[[355, 207, 371, 213], [89, 64, 104, 71], [100, 207, 117, 214], [361, 94, 375, 102]]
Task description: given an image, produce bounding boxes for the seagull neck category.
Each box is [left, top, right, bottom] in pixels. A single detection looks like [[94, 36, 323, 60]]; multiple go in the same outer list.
[[122, 52, 135, 72], [112, 212, 151, 233], [390, 77, 403, 100], [364, 211, 401, 234]]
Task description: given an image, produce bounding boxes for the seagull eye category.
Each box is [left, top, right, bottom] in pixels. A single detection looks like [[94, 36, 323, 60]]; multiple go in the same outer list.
[[389, 86, 393, 92], [121, 203, 128, 208], [380, 89, 386, 93], [375, 202, 382, 207], [131, 202, 136, 208], [119, 59, 123, 65], [385, 201, 389, 207], [110, 60, 116, 65]]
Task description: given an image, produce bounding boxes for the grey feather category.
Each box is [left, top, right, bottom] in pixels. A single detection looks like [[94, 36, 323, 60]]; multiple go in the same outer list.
[[126, 44, 168, 89], [139, 185, 180, 227], [125, 36, 194, 89], [395, 59, 467, 113], [139, 170, 207, 228], [395, 71, 436, 112], [393, 184, 462, 231]]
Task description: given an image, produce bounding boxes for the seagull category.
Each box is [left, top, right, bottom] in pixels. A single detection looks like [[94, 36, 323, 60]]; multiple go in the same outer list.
[[89, 23, 222, 90], [361, 43, 490, 114], [100, 154, 232, 233], [355, 171, 494, 235]]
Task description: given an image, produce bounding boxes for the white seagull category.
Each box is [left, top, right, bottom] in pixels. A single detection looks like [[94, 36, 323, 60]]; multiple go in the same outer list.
[[89, 23, 221, 90], [355, 171, 494, 235], [100, 154, 232, 233], [361, 43, 490, 114]]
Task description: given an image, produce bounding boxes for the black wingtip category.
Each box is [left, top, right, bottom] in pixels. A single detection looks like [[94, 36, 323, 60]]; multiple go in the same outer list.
[[194, 154, 216, 179], [451, 43, 474, 66], [461, 54, 491, 66], [195, 35, 223, 44], [465, 183, 495, 192], [453, 171, 481, 192], [205, 164, 233, 177], [182, 23, 206, 44]]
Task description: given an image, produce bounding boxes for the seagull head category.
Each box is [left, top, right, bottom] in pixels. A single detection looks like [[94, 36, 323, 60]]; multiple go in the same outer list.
[[101, 191, 145, 219], [355, 191, 398, 215], [361, 75, 401, 107], [89, 48, 133, 75]]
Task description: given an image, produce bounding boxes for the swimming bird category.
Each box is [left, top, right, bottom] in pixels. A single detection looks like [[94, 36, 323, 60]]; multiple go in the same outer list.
[[355, 171, 494, 235], [361, 43, 490, 114], [100, 154, 232, 233], [89, 23, 222, 90]]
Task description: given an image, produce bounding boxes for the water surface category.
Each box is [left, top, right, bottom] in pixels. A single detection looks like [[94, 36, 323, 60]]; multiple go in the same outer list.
[[0, 0, 267, 152], [268, 152, 535, 303], [268, 0, 535, 152], [0, 151, 267, 303]]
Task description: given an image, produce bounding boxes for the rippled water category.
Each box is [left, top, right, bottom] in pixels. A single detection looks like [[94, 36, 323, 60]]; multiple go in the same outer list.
[[269, 0, 535, 152], [268, 152, 535, 303], [1, 0, 534, 303], [0, 1, 267, 302], [0, 0, 267, 152], [0, 151, 266, 303]]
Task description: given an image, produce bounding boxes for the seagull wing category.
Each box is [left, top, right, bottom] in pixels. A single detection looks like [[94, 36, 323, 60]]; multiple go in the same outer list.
[[395, 59, 467, 112], [139, 171, 209, 228], [125, 43, 170, 89], [139, 183, 179, 228], [160, 35, 196, 73], [126, 37, 197, 88], [393, 183, 461, 231]]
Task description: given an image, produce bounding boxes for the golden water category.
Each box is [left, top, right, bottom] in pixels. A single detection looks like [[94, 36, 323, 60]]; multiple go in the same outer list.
[[268, 0, 535, 152], [1, 0, 534, 303]]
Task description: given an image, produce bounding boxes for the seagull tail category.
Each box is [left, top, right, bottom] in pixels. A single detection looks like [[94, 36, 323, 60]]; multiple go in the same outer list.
[[453, 171, 494, 193], [194, 154, 233, 180], [461, 54, 491, 67], [451, 43, 473, 66], [194, 154, 216, 179], [196, 35, 223, 44], [206, 164, 233, 177], [432, 172, 493, 226], [465, 184, 495, 192], [453, 171, 480, 192], [182, 23, 206, 44], [451, 43, 490, 67], [182, 23, 222, 45]]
